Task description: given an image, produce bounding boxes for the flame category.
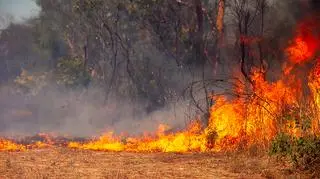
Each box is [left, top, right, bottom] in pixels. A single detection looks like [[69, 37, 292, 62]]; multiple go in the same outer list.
[[286, 15, 320, 65], [69, 121, 208, 153], [0, 139, 53, 151], [2, 14, 320, 154], [66, 15, 320, 152], [0, 139, 26, 152], [68, 132, 125, 152], [67, 66, 305, 152], [309, 58, 320, 104], [287, 37, 315, 64], [206, 15, 320, 150], [0, 133, 60, 152], [207, 69, 301, 150]]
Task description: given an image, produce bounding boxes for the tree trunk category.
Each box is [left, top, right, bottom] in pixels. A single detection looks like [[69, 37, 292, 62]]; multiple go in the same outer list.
[[194, 0, 205, 65], [215, 0, 225, 73], [240, 12, 252, 84]]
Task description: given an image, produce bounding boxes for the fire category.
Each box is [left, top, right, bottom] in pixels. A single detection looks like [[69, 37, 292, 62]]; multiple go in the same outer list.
[[69, 121, 208, 153], [0, 139, 26, 152], [68, 132, 125, 152], [309, 58, 320, 102], [0, 134, 61, 152], [286, 15, 320, 65], [67, 66, 305, 152], [64, 14, 320, 152], [2, 13, 320, 154], [0, 139, 53, 151], [287, 37, 315, 64], [206, 15, 320, 150], [207, 69, 300, 150]]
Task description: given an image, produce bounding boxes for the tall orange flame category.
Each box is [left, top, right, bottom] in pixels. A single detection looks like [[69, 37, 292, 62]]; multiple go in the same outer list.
[[67, 14, 320, 153]]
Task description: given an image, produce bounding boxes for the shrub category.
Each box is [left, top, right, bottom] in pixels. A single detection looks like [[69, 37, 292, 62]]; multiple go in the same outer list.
[[290, 136, 320, 170], [269, 133, 293, 156], [55, 56, 91, 88], [270, 133, 320, 171]]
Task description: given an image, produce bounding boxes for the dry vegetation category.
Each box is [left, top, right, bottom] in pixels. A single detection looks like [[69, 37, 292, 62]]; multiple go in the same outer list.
[[0, 148, 312, 179], [1, 1, 320, 179]]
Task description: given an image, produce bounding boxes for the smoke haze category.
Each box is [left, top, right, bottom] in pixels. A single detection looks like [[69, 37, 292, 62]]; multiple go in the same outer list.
[[0, 0, 313, 139], [0, 0, 40, 30], [0, 85, 194, 138]]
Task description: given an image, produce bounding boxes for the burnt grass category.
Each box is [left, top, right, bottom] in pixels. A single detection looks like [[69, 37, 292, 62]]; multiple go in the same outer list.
[[0, 147, 314, 179], [4, 134, 88, 147]]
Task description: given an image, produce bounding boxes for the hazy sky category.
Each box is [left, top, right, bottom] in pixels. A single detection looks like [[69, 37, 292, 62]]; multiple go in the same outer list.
[[0, 0, 40, 30]]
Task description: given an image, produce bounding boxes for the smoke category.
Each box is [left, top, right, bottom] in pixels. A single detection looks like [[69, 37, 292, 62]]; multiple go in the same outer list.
[[0, 84, 194, 138], [0, 0, 40, 30], [0, 0, 205, 138], [1, 0, 311, 139]]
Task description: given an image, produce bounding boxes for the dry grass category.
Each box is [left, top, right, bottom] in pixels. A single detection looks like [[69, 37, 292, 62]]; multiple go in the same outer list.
[[0, 148, 312, 179]]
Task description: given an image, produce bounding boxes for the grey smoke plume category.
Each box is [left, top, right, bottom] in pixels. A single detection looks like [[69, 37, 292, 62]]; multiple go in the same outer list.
[[0, 85, 194, 138], [0, 0, 40, 30]]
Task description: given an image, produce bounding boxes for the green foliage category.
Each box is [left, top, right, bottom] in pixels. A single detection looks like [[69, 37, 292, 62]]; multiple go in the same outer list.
[[270, 104, 320, 171], [279, 106, 313, 134], [290, 137, 320, 169], [270, 134, 320, 170], [270, 133, 293, 156], [55, 57, 91, 88]]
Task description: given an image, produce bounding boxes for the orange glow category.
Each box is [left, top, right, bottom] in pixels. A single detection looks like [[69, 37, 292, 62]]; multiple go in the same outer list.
[[69, 121, 208, 153], [286, 37, 315, 64], [2, 14, 320, 154], [66, 15, 320, 152], [286, 16, 320, 64], [207, 69, 301, 150], [0, 139, 26, 152], [308, 58, 320, 134], [216, 0, 225, 33], [205, 15, 320, 150], [68, 132, 125, 152]]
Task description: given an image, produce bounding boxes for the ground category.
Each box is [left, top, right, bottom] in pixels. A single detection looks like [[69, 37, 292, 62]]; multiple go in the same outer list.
[[0, 148, 312, 179]]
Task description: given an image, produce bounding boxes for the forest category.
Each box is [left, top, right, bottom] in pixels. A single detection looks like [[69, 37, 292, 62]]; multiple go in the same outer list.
[[0, 0, 305, 134], [1, 0, 320, 177]]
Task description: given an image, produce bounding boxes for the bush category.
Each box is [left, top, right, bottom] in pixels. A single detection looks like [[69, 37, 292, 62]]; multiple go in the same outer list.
[[270, 133, 320, 171], [290, 136, 320, 170], [270, 133, 293, 156], [55, 57, 91, 88]]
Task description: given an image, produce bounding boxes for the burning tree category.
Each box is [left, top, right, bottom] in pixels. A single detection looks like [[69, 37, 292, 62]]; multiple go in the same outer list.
[[2, 2, 320, 172]]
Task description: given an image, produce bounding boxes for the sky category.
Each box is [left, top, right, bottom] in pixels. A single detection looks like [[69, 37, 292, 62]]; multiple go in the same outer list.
[[0, 0, 41, 30]]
